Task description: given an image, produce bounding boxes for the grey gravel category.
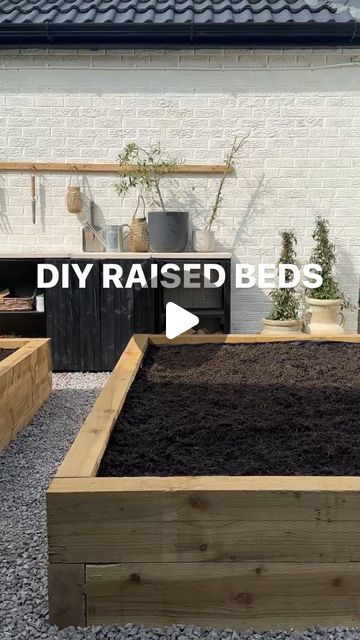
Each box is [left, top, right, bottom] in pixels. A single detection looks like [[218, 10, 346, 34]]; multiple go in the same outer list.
[[0, 372, 359, 640]]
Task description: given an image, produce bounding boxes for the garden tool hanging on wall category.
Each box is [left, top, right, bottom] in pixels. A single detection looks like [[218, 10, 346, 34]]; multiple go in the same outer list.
[[30, 169, 36, 224]]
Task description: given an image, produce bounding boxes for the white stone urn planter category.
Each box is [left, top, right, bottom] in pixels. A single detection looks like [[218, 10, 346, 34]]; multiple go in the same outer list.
[[304, 297, 345, 335], [261, 318, 303, 335], [193, 229, 215, 252]]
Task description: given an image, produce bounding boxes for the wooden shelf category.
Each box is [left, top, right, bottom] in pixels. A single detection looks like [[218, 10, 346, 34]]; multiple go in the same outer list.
[[0, 162, 232, 175], [161, 308, 224, 319], [0, 310, 44, 315]]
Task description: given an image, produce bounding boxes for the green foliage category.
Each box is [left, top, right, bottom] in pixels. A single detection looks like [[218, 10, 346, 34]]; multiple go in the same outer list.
[[116, 142, 182, 212], [267, 230, 300, 321], [306, 216, 343, 301]]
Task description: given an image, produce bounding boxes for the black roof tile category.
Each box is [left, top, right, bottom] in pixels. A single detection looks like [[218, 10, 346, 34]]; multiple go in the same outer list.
[[0, 0, 357, 25]]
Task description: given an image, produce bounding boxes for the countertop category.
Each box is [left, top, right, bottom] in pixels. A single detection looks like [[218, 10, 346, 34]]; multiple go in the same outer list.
[[1, 252, 232, 260]]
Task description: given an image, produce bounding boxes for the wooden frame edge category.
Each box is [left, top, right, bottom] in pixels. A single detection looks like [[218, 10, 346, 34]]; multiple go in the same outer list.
[[55, 334, 149, 479], [0, 337, 30, 349], [0, 338, 51, 371], [149, 333, 360, 345], [48, 475, 360, 494], [51, 332, 360, 488]]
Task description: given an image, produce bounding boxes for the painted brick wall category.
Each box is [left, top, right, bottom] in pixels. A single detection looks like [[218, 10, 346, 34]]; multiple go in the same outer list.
[[0, 47, 359, 332]]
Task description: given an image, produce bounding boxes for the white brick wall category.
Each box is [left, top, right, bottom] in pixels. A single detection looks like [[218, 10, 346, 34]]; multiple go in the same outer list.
[[0, 47, 360, 332]]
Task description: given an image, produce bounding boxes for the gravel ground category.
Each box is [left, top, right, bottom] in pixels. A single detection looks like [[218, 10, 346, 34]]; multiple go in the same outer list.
[[0, 372, 360, 640]]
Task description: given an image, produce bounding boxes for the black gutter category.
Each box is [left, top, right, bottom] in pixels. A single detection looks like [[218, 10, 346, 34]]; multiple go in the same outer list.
[[0, 22, 359, 48]]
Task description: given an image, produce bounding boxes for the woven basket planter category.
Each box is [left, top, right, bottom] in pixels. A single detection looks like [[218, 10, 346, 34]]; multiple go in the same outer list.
[[130, 196, 150, 252], [66, 186, 83, 214]]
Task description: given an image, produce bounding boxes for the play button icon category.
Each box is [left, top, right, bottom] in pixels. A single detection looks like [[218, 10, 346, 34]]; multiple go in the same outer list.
[[166, 302, 199, 339]]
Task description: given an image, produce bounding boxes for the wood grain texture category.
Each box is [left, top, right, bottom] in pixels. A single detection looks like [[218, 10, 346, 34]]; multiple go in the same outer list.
[[55, 334, 149, 478], [149, 333, 360, 345], [0, 338, 51, 452], [0, 162, 231, 174], [47, 333, 360, 629], [48, 518, 360, 564], [48, 563, 86, 627], [85, 562, 360, 629], [47, 478, 360, 522]]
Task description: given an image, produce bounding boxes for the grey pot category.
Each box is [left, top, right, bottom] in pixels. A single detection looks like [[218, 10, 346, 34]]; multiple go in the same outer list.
[[148, 211, 189, 252]]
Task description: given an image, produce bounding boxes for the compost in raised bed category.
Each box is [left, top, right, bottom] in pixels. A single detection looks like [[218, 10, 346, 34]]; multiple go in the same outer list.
[[0, 348, 16, 363], [99, 342, 360, 477]]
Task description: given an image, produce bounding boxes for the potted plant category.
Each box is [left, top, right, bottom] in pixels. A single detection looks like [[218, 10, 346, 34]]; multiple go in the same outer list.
[[117, 142, 188, 252], [193, 133, 249, 253], [262, 230, 303, 335], [304, 217, 346, 335]]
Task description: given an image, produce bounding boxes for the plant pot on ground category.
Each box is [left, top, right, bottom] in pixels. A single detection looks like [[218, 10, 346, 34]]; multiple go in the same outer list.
[[304, 217, 346, 335], [193, 133, 249, 253], [117, 142, 188, 252], [262, 229, 303, 335]]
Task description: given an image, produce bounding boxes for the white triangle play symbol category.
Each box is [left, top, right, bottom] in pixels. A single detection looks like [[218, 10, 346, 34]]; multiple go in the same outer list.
[[166, 302, 199, 339]]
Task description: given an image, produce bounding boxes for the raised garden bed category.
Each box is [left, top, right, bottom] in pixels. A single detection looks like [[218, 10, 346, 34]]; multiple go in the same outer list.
[[47, 334, 360, 631], [0, 338, 52, 451]]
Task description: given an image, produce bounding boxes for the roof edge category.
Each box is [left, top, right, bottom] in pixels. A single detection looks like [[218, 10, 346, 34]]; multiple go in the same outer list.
[[0, 22, 358, 48]]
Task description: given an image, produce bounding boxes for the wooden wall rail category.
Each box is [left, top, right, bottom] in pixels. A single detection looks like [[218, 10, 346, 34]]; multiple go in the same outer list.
[[0, 162, 232, 174]]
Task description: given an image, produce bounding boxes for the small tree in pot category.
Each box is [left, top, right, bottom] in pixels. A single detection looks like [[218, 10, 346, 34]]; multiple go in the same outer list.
[[304, 217, 346, 334], [262, 230, 302, 335], [117, 142, 188, 252]]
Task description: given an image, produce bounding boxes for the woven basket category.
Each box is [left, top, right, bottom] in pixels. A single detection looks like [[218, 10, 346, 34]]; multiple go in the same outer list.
[[129, 196, 149, 252], [0, 294, 35, 311], [66, 169, 83, 214], [66, 186, 82, 214]]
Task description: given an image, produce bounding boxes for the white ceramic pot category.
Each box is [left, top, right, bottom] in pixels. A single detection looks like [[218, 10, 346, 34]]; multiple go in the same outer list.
[[261, 318, 303, 335], [304, 297, 345, 335], [193, 229, 215, 252]]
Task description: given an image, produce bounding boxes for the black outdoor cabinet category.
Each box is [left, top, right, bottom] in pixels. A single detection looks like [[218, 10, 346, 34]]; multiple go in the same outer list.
[[45, 258, 157, 371], [99, 259, 157, 370], [45, 259, 102, 371], [0, 255, 231, 372]]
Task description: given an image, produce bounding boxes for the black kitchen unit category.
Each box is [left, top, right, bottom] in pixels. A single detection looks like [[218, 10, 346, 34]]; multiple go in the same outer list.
[[0, 256, 231, 371]]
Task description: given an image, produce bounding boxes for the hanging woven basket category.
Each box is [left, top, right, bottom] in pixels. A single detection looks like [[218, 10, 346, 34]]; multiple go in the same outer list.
[[66, 168, 83, 214], [129, 196, 150, 252]]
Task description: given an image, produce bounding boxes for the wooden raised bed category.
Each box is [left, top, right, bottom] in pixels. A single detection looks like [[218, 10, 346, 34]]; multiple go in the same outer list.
[[0, 337, 52, 451], [47, 333, 360, 630]]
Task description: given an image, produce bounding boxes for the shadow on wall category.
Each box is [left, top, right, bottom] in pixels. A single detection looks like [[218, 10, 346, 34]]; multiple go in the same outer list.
[[337, 246, 359, 332], [0, 175, 10, 234], [217, 173, 272, 332]]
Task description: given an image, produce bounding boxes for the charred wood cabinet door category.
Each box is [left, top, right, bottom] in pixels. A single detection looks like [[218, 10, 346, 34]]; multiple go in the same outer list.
[[45, 259, 101, 371], [100, 259, 156, 371]]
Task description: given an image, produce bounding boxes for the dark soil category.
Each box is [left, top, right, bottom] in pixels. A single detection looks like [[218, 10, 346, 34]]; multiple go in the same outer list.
[[0, 348, 16, 363], [99, 342, 360, 477]]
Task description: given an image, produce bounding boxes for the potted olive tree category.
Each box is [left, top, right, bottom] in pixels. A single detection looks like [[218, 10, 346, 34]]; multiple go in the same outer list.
[[193, 133, 249, 252], [262, 230, 302, 335], [304, 217, 346, 334], [117, 142, 188, 252]]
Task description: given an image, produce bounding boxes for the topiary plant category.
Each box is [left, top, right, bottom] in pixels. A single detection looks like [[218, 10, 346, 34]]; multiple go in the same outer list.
[[305, 216, 344, 301], [267, 230, 300, 321]]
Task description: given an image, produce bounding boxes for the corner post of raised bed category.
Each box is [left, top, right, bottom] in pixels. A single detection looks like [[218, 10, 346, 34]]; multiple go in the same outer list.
[[48, 562, 86, 628]]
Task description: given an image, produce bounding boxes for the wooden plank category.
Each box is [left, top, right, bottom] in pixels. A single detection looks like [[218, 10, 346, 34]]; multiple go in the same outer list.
[[85, 562, 360, 629], [47, 477, 360, 522], [47, 517, 360, 564], [0, 338, 29, 349], [0, 339, 51, 452], [149, 333, 360, 345], [48, 563, 86, 628], [0, 162, 231, 174], [55, 334, 149, 478]]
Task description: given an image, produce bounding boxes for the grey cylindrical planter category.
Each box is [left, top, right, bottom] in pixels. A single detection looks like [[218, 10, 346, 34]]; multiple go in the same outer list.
[[148, 211, 189, 252]]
